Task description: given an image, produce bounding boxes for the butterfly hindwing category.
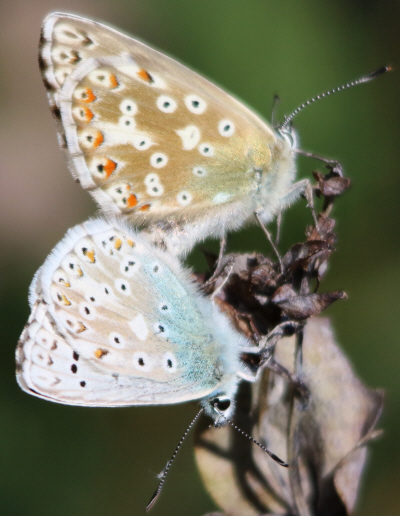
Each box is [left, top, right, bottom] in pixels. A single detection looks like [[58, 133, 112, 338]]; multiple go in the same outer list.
[[16, 218, 242, 406]]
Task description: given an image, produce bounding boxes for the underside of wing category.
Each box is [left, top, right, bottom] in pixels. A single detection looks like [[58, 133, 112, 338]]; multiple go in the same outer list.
[[16, 218, 230, 406], [40, 13, 276, 225]]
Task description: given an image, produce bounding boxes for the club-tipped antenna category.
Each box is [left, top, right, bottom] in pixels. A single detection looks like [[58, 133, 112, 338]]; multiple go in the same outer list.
[[145, 407, 204, 512], [281, 66, 391, 131], [212, 403, 289, 467]]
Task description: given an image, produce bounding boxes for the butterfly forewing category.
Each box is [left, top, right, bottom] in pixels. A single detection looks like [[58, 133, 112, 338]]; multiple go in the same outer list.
[[16, 219, 241, 406], [40, 13, 279, 231]]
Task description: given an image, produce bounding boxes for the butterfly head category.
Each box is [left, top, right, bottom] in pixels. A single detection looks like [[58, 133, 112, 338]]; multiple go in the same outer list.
[[203, 394, 236, 425]]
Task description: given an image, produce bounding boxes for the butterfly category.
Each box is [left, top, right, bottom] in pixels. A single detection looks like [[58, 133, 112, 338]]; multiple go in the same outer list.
[[16, 217, 256, 422], [39, 12, 301, 255]]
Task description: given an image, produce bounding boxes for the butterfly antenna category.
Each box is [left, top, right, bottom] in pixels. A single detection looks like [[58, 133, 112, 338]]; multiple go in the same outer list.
[[145, 407, 204, 512], [271, 94, 281, 127], [212, 404, 288, 467], [281, 66, 391, 131]]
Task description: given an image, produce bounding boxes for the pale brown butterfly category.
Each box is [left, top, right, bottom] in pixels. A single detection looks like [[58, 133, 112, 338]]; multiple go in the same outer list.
[[39, 12, 302, 255], [40, 12, 388, 256]]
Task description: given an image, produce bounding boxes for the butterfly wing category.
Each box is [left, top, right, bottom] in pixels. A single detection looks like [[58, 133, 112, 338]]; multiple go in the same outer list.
[[40, 13, 282, 233], [16, 218, 240, 406]]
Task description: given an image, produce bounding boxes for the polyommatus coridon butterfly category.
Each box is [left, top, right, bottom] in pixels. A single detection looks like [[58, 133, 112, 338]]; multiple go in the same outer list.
[[16, 217, 257, 423], [39, 12, 301, 255]]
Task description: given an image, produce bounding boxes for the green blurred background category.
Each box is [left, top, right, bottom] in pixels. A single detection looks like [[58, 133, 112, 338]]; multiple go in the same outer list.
[[0, 1, 398, 514]]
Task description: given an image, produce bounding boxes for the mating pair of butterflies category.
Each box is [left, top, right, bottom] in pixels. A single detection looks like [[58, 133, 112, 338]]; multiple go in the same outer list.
[[16, 12, 314, 422]]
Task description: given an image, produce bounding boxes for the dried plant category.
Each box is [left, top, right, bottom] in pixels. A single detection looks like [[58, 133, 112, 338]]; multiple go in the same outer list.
[[194, 166, 383, 516]]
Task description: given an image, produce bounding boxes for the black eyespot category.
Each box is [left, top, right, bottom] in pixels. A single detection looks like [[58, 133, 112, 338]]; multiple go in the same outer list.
[[163, 101, 170, 108], [90, 296, 95, 302], [223, 124, 230, 132], [153, 266, 159, 272], [73, 351, 79, 361], [80, 381, 86, 387], [114, 336, 120, 343], [138, 357, 145, 366], [167, 359, 173, 368], [69, 263, 74, 269], [121, 284, 126, 291], [71, 364, 78, 374], [139, 140, 145, 146], [153, 187, 158, 192], [203, 147, 209, 153], [97, 164, 104, 172], [125, 120, 131, 126], [161, 305, 168, 310], [182, 195, 187, 200], [214, 398, 231, 411], [192, 100, 199, 108], [156, 157, 162, 163], [126, 105, 132, 111], [104, 287, 109, 294], [86, 135, 93, 142], [116, 188, 122, 194], [158, 325, 165, 333], [84, 306, 90, 315]]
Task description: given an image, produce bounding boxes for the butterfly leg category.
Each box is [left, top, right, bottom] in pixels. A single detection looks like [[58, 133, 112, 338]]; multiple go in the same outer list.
[[280, 178, 318, 227], [254, 212, 283, 273], [294, 148, 343, 177], [203, 234, 228, 288]]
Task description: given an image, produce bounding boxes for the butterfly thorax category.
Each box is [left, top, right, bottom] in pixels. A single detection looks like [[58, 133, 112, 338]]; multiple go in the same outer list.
[[254, 135, 296, 224]]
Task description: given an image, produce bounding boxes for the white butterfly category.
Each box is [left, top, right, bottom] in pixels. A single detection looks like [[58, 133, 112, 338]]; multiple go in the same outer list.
[[16, 217, 256, 422], [39, 12, 304, 255]]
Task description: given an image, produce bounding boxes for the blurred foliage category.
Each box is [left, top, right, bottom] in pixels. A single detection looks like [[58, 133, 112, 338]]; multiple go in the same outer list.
[[0, 1, 398, 515]]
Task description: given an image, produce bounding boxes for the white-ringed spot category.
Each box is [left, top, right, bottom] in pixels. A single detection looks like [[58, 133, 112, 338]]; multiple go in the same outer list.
[[132, 351, 152, 372], [184, 94, 207, 114], [147, 183, 164, 196], [218, 119, 235, 137], [119, 99, 138, 116], [132, 135, 153, 151], [84, 293, 101, 307], [177, 191, 193, 206], [79, 302, 97, 320], [109, 332, 126, 349], [144, 173, 160, 186], [72, 106, 94, 123], [193, 166, 207, 177], [120, 256, 140, 277], [150, 153, 168, 168], [88, 69, 119, 89], [156, 95, 177, 113], [176, 126, 201, 150], [119, 115, 136, 130], [114, 278, 132, 296], [199, 143, 214, 157], [162, 352, 178, 373]]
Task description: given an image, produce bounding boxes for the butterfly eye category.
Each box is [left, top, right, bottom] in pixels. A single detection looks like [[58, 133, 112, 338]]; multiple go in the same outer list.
[[212, 397, 231, 412], [156, 95, 177, 113], [185, 94, 207, 114]]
